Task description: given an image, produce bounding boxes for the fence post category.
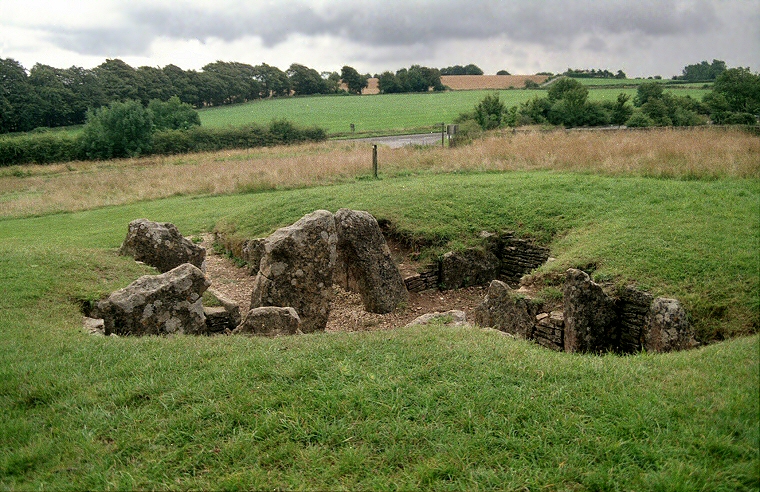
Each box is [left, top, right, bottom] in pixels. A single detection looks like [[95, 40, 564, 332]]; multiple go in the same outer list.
[[441, 122, 445, 147], [372, 144, 378, 178]]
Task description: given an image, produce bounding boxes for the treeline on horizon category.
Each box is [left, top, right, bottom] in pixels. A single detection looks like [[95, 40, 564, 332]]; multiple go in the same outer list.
[[0, 56, 743, 135]]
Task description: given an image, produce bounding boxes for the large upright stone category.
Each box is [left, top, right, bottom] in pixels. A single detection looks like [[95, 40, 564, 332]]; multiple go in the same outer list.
[[93, 263, 210, 336], [473, 280, 540, 339], [563, 268, 618, 353], [334, 208, 408, 314], [644, 298, 697, 352], [439, 248, 501, 290], [119, 219, 205, 273], [250, 210, 337, 333]]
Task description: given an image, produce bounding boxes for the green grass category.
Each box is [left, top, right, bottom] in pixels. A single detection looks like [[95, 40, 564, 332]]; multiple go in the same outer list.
[[198, 88, 712, 135], [0, 170, 757, 489], [571, 78, 712, 88]]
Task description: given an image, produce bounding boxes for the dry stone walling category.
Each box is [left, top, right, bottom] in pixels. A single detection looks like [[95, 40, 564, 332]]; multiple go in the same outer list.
[[474, 269, 697, 354]]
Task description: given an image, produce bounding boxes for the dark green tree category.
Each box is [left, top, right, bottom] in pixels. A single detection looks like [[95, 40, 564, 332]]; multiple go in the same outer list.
[[474, 93, 506, 130], [287, 63, 327, 95], [633, 81, 664, 106], [0, 58, 35, 133], [253, 63, 291, 97], [148, 96, 200, 131], [496, 69, 511, 75], [679, 59, 727, 81], [136, 66, 173, 105], [340, 66, 368, 95], [609, 93, 633, 126], [711, 67, 760, 116], [93, 58, 139, 102], [80, 100, 153, 159], [377, 71, 403, 93]]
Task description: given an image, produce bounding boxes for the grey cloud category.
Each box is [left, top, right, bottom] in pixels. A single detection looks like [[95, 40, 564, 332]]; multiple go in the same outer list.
[[43, 0, 722, 57]]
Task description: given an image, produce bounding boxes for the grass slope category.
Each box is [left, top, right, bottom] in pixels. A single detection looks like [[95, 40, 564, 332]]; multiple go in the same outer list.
[[0, 167, 757, 489], [198, 88, 711, 135]]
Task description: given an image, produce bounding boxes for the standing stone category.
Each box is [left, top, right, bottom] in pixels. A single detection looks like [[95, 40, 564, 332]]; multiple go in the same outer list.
[[644, 298, 697, 352], [473, 280, 540, 339], [439, 248, 501, 290], [233, 306, 301, 336], [119, 219, 205, 273], [334, 208, 408, 313], [93, 263, 210, 336], [250, 210, 337, 333], [563, 268, 618, 353]]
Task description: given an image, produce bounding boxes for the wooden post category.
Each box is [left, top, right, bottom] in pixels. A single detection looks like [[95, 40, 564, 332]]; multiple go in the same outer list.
[[372, 144, 378, 178], [441, 122, 445, 147]]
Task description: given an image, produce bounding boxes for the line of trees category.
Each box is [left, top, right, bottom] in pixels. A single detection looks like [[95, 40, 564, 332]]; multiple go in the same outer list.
[[440, 64, 484, 76], [456, 67, 759, 134], [565, 68, 627, 79], [377, 65, 445, 94], [0, 57, 362, 134]]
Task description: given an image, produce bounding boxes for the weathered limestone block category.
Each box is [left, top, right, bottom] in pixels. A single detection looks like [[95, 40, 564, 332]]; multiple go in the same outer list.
[[94, 263, 210, 336], [563, 268, 618, 353], [242, 238, 267, 275], [617, 286, 655, 353], [404, 267, 439, 293], [534, 311, 564, 351], [250, 210, 337, 333], [644, 298, 697, 352], [233, 306, 301, 336], [473, 280, 541, 339], [404, 310, 467, 328], [440, 248, 501, 290], [334, 209, 408, 314], [120, 219, 205, 273], [203, 289, 241, 333]]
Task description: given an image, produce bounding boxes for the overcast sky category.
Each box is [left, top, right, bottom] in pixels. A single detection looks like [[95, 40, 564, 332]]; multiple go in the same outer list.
[[1, 0, 758, 78]]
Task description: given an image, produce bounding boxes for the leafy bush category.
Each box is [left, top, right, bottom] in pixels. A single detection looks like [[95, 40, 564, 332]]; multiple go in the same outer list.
[[148, 96, 201, 131], [474, 93, 506, 130], [0, 132, 84, 166], [625, 111, 654, 128], [725, 112, 757, 125], [80, 100, 154, 159]]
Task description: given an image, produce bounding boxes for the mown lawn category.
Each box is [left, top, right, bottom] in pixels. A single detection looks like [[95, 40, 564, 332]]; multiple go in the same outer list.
[[0, 167, 757, 490]]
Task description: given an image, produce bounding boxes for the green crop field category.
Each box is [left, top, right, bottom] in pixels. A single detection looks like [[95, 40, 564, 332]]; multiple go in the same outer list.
[[198, 87, 712, 135], [0, 127, 757, 490]]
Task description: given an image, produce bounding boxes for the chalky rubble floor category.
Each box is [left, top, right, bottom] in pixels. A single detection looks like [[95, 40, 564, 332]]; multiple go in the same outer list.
[[200, 235, 487, 332]]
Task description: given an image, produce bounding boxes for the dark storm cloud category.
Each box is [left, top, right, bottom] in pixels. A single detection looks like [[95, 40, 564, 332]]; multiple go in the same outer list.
[[42, 0, 721, 57]]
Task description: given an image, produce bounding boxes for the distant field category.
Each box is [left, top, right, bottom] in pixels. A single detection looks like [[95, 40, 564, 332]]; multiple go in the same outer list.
[[198, 87, 712, 134], [571, 78, 712, 88]]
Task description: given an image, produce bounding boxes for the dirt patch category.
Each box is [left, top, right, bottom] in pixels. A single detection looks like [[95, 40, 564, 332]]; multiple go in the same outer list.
[[199, 234, 488, 332]]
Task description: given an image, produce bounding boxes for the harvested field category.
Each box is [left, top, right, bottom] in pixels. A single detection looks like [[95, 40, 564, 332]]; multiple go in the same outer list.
[[357, 75, 549, 94], [441, 75, 549, 90]]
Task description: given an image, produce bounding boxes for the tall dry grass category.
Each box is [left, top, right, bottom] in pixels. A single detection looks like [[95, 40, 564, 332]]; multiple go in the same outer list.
[[1, 127, 757, 218]]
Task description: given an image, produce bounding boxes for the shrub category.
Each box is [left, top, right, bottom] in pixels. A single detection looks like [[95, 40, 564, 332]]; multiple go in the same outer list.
[[625, 111, 654, 128], [148, 96, 201, 131], [725, 112, 757, 125], [80, 100, 153, 159], [474, 93, 506, 130], [0, 132, 84, 166]]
